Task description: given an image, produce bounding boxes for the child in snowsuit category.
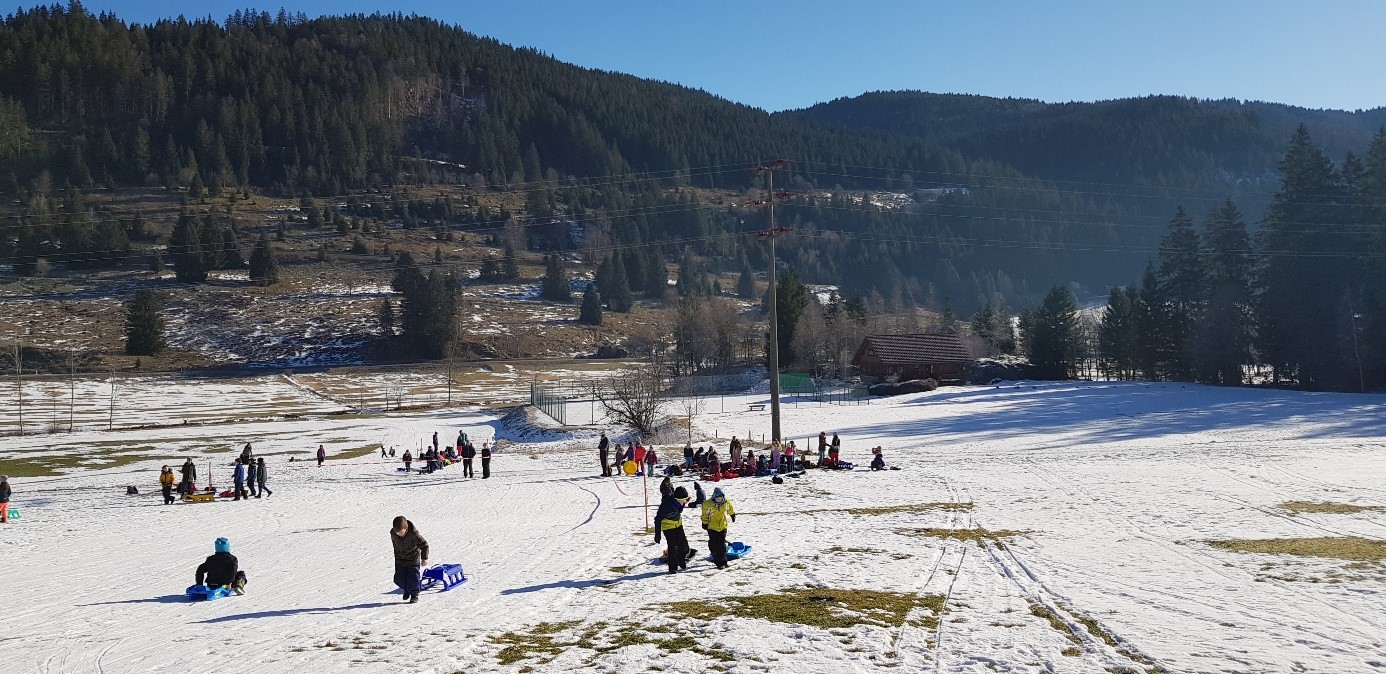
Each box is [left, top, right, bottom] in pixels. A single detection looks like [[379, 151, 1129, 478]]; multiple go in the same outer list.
[[233, 459, 248, 501], [870, 447, 886, 470], [256, 458, 272, 496], [644, 446, 659, 476], [654, 486, 691, 574], [701, 487, 736, 569], [1, 475, 12, 523], [159, 466, 176, 504], [196, 537, 247, 594], [390, 516, 429, 603]]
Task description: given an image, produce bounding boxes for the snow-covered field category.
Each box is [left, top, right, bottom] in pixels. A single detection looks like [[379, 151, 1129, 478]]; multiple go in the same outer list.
[[2, 381, 1385, 673]]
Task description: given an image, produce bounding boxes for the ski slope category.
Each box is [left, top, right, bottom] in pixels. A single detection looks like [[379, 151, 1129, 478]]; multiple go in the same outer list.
[[2, 381, 1384, 673]]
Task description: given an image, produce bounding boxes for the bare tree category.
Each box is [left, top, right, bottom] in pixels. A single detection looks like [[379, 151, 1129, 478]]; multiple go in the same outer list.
[[679, 394, 705, 444], [598, 365, 668, 436]]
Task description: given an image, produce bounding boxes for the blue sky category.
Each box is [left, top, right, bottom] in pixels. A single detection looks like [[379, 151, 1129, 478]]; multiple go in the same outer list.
[[75, 0, 1386, 112]]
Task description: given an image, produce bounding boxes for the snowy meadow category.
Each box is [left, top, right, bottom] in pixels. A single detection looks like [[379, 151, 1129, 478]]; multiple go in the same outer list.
[[1, 380, 1384, 673]]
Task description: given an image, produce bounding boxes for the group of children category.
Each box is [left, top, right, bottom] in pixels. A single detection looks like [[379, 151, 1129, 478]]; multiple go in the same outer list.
[[402, 431, 492, 478], [654, 477, 737, 573]]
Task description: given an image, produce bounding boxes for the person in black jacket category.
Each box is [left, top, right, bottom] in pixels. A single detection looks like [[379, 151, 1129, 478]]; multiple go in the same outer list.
[[179, 458, 197, 495], [256, 458, 272, 496], [460, 442, 476, 478], [196, 537, 247, 594], [0, 475, 12, 524], [480, 442, 492, 479], [246, 458, 259, 498], [653, 486, 691, 574], [598, 433, 610, 477], [390, 516, 430, 603], [402, 449, 413, 472]]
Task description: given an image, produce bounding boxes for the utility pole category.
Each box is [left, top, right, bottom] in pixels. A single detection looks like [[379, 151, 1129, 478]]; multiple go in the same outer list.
[[751, 159, 793, 444]]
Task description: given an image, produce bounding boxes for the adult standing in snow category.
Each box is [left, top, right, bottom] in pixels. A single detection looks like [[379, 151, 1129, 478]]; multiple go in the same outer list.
[[390, 516, 429, 603], [402, 449, 413, 472], [180, 458, 197, 495], [461, 441, 476, 478], [1, 475, 13, 523], [432, 432, 440, 454], [480, 442, 492, 479], [598, 432, 610, 477], [654, 486, 691, 574], [196, 537, 247, 594], [316, 445, 326, 467], [701, 487, 736, 569], [256, 458, 273, 496], [233, 458, 248, 501], [830, 433, 841, 465], [729, 436, 742, 469], [683, 443, 695, 469], [769, 442, 782, 473], [817, 431, 829, 466], [159, 466, 176, 505], [246, 457, 259, 498]]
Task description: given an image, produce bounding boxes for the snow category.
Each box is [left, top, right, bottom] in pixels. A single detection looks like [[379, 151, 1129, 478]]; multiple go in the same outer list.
[[2, 380, 1385, 673]]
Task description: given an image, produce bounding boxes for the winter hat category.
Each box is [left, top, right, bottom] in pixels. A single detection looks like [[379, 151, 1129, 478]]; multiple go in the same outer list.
[[711, 487, 726, 501], [0, 475, 8, 482], [672, 486, 689, 500], [214, 537, 231, 553]]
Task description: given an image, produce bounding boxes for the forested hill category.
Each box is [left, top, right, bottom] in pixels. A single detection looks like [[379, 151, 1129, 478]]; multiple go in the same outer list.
[[781, 91, 1386, 199], [0, 5, 970, 194], [2, 6, 1382, 317]]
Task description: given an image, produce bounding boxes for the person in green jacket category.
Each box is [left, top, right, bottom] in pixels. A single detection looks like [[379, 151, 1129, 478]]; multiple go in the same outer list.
[[700, 487, 736, 569]]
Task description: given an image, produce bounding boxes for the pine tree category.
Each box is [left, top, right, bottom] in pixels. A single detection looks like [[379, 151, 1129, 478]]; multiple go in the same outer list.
[[248, 232, 280, 286], [1155, 206, 1203, 380], [606, 253, 634, 312], [1257, 126, 1351, 389], [1098, 286, 1138, 379], [501, 244, 520, 279], [1135, 263, 1163, 380], [1195, 201, 1253, 385], [736, 251, 756, 298], [579, 282, 603, 325], [169, 214, 207, 283], [220, 228, 244, 268], [378, 297, 396, 337], [970, 299, 997, 355], [774, 268, 810, 365], [124, 289, 165, 356], [1026, 285, 1079, 379], [644, 248, 667, 299], [540, 254, 571, 302], [1360, 131, 1386, 389]]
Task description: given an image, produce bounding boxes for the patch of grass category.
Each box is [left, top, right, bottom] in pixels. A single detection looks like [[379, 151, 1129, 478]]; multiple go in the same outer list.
[[490, 621, 583, 665], [1208, 537, 1386, 562], [1278, 501, 1381, 515], [1061, 646, 1082, 657], [825, 546, 885, 554], [609, 565, 631, 575], [331, 443, 381, 461], [897, 527, 1030, 543], [0, 449, 153, 477], [1029, 603, 1080, 644], [662, 587, 944, 631], [1071, 611, 1118, 647]]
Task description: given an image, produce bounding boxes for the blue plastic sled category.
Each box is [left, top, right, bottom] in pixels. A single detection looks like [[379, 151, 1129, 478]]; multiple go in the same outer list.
[[726, 541, 752, 559], [186, 584, 232, 601], [5, 508, 17, 521], [419, 563, 468, 591]]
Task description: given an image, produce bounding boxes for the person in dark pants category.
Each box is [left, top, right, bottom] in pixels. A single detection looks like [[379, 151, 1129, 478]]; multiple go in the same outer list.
[[246, 458, 259, 498], [390, 516, 429, 603], [0, 475, 10, 523], [233, 459, 247, 501], [196, 537, 248, 594], [654, 486, 691, 574], [480, 442, 492, 479], [256, 458, 272, 497], [316, 445, 326, 467], [159, 466, 176, 504], [598, 432, 610, 477], [701, 487, 736, 569], [403, 450, 413, 472], [180, 458, 197, 495], [460, 442, 476, 478]]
